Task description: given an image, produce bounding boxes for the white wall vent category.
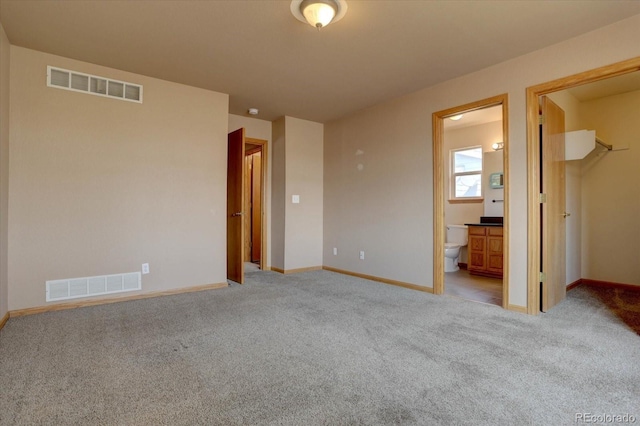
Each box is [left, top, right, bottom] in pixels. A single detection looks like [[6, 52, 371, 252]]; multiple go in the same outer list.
[[47, 66, 143, 103], [46, 272, 142, 302]]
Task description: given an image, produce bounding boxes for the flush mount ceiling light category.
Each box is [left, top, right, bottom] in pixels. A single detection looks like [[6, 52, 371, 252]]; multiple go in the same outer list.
[[449, 114, 464, 121], [248, 108, 259, 115], [291, 0, 348, 29]]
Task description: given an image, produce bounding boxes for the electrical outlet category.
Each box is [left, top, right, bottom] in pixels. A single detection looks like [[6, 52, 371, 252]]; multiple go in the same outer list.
[[333, 247, 338, 255], [142, 263, 150, 274], [359, 251, 365, 260]]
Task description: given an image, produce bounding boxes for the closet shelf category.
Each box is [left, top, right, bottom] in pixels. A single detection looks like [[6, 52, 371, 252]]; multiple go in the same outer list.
[[565, 130, 612, 161]]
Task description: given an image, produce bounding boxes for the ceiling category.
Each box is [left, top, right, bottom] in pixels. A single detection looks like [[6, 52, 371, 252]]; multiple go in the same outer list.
[[1, 1, 639, 123], [442, 70, 640, 131], [567, 70, 640, 101], [443, 105, 502, 130]]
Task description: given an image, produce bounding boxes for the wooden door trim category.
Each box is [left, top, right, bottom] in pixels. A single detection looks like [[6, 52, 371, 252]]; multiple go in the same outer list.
[[246, 137, 268, 270], [432, 94, 510, 310], [525, 56, 640, 315]]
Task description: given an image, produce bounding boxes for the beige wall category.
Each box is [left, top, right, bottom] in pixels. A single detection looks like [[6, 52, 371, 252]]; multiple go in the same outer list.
[[324, 97, 432, 283], [284, 117, 323, 270], [547, 90, 583, 132], [271, 117, 286, 270], [323, 15, 640, 306], [0, 23, 9, 319], [579, 89, 640, 285], [228, 114, 272, 269], [271, 116, 323, 271], [8, 47, 229, 310], [565, 158, 583, 286]]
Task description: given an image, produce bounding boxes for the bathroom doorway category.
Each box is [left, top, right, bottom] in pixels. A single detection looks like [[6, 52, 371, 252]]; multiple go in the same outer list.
[[432, 94, 510, 309]]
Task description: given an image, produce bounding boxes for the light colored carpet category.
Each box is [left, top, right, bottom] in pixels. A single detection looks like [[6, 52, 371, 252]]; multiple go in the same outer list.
[[0, 270, 638, 425], [244, 262, 260, 273]]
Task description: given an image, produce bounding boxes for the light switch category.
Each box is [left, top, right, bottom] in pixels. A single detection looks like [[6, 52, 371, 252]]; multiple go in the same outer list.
[[292, 195, 300, 204]]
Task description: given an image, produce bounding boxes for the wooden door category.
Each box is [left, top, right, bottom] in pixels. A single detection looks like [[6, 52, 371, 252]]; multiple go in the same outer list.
[[227, 128, 245, 284], [540, 96, 566, 311]]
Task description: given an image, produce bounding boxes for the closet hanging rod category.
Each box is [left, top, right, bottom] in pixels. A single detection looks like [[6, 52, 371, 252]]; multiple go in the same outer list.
[[595, 137, 612, 151]]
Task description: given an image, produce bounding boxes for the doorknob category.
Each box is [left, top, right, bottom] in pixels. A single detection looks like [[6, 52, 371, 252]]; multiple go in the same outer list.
[[563, 212, 571, 218], [231, 212, 243, 217]]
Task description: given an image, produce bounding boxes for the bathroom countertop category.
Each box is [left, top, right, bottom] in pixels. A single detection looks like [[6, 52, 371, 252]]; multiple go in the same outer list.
[[464, 223, 504, 227]]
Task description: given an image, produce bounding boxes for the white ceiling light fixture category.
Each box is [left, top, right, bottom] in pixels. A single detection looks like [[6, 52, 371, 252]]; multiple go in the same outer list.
[[449, 114, 464, 121], [492, 142, 504, 151], [291, 0, 348, 29], [248, 108, 259, 115]]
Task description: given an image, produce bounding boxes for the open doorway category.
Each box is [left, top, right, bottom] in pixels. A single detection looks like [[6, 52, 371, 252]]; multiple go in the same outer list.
[[244, 138, 267, 273], [526, 57, 640, 315], [433, 94, 510, 309], [227, 128, 268, 284]]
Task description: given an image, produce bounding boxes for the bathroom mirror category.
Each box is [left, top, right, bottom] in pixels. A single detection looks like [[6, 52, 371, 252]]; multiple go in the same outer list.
[[489, 172, 504, 189]]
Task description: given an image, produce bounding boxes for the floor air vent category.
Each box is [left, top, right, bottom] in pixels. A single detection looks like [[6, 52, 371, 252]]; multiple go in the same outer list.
[[47, 66, 143, 103], [46, 272, 141, 302]]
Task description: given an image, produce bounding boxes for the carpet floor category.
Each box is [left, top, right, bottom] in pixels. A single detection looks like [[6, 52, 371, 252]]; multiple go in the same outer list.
[[0, 270, 638, 425]]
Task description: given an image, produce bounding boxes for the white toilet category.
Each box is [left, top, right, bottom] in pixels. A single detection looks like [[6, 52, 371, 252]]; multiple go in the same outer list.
[[445, 225, 468, 272]]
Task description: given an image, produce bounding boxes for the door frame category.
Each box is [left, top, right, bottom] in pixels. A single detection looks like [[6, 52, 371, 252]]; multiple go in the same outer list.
[[245, 137, 268, 270], [525, 57, 640, 315], [432, 94, 510, 309]]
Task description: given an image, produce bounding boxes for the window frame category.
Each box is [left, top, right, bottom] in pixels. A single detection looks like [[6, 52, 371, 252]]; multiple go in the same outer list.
[[449, 145, 483, 201]]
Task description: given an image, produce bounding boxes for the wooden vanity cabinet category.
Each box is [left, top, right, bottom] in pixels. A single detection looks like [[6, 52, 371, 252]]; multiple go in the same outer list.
[[468, 226, 503, 278]]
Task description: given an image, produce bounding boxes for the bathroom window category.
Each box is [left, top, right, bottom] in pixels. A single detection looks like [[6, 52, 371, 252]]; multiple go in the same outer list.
[[450, 146, 483, 200]]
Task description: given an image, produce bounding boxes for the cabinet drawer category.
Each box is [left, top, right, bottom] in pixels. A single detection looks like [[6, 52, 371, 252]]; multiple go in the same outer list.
[[488, 227, 503, 236], [469, 226, 486, 236]]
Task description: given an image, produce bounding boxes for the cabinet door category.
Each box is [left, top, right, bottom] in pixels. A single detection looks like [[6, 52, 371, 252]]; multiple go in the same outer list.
[[487, 236, 503, 274], [468, 235, 486, 271]]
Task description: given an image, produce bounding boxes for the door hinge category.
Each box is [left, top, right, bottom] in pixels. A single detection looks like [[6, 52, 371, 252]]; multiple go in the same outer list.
[[539, 115, 546, 125], [539, 193, 547, 203], [539, 272, 546, 283]]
